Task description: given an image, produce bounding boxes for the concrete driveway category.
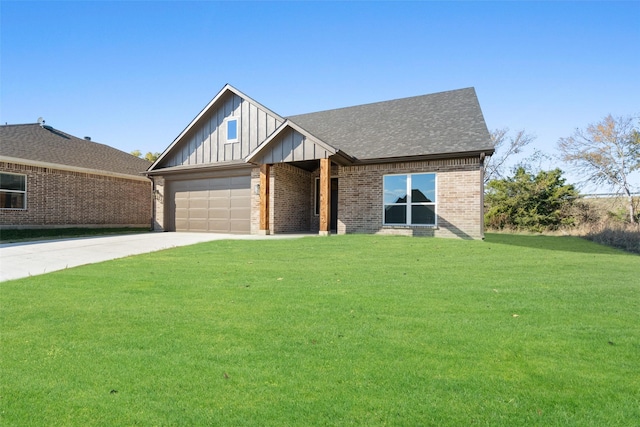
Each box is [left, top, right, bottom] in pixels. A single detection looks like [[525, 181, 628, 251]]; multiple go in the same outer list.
[[0, 232, 307, 282]]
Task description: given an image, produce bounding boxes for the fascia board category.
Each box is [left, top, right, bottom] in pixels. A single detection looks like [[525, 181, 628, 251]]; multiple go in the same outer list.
[[145, 160, 250, 176], [350, 149, 495, 165]]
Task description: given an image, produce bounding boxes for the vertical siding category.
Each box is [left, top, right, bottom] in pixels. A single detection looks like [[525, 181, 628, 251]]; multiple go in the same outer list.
[[160, 93, 284, 168], [253, 129, 332, 165]]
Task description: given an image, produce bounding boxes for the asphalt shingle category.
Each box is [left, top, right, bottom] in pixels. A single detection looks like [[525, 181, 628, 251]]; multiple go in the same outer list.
[[287, 87, 493, 160], [0, 124, 151, 175]]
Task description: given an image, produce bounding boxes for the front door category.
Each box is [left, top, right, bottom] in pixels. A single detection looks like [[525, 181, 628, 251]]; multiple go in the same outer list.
[[315, 177, 339, 232], [330, 178, 338, 232]]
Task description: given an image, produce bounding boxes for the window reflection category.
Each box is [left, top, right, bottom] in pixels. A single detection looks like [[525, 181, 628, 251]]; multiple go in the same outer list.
[[383, 173, 436, 226]]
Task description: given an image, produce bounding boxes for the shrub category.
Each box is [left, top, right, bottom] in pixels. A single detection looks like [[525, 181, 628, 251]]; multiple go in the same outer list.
[[484, 168, 578, 232]]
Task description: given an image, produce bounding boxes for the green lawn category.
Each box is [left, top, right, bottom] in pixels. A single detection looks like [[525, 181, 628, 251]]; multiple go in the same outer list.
[[1, 234, 638, 426]]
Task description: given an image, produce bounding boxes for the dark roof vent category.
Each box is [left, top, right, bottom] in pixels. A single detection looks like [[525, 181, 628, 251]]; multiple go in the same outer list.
[[84, 136, 91, 141]]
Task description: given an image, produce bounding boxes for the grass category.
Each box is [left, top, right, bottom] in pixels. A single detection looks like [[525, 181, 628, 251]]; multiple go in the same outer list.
[[1, 234, 638, 426], [0, 227, 151, 244]]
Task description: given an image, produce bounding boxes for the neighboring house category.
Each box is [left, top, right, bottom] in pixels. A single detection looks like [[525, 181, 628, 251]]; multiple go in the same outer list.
[[146, 84, 494, 239], [0, 123, 152, 229]]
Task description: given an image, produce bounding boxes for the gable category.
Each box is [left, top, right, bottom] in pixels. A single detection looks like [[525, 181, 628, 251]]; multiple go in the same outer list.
[[246, 120, 353, 167], [153, 85, 284, 169]]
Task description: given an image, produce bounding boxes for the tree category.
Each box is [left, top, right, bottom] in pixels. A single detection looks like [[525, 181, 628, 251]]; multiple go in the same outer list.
[[485, 167, 578, 232], [484, 128, 536, 184], [131, 150, 161, 163], [144, 152, 160, 162], [558, 115, 640, 223]]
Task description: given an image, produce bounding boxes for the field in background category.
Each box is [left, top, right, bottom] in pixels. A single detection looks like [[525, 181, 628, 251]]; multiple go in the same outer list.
[[1, 234, 638, 426], [567, 196, 639, 253]]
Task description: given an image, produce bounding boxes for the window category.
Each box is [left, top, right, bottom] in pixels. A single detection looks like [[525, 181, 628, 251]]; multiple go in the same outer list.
[[383, 173, 436, 226], [226, 117, 238, 142], [0, 173, 27, 209]]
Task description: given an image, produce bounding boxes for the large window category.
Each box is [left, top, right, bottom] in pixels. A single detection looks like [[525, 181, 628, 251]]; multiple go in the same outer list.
[[383, 173, 436, 226], [0, 173, 26, 209]]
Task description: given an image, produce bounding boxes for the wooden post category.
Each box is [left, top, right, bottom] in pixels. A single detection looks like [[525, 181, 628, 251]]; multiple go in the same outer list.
[[259, 164, 270, 235], [319, 158, 331, 236]]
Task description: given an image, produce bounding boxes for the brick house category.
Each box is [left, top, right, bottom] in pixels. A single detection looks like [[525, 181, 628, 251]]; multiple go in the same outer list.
[[146, 84, 494, 239], [0, 123, 152, 229]]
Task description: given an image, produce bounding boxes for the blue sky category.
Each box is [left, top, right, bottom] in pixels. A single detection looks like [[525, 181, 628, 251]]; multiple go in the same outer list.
[[2, 1, 639, 191]]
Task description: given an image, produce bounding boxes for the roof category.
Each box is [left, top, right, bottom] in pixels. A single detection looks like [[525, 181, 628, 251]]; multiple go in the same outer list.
[[0, 123, 151, 176], [287, 87, 493, 160]]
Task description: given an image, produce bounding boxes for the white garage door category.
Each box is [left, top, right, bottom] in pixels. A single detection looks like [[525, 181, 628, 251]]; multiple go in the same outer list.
[[171, 175, 251, 233]]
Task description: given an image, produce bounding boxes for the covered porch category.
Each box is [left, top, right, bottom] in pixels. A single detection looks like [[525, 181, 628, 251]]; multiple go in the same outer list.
[[246, 120, 353, 236]]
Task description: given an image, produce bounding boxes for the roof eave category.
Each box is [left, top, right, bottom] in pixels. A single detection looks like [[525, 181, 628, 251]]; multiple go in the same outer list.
[[350, 149, 495, 165], [1, 156, 151, 182], [144, 160, 250, 176]]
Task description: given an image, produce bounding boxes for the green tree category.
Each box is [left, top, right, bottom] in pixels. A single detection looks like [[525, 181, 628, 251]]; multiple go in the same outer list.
[[131, 150, 160, 163], [485, 167, 578, 232], [144, 152, 160, 162], [558, 115, 640, 223]]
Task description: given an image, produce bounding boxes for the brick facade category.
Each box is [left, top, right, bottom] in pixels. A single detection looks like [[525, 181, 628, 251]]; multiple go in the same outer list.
[[248, 156, 484, 239], [271, 163, 314, 234], [336, 158, 484, 239], [0, 162, 152, 229]]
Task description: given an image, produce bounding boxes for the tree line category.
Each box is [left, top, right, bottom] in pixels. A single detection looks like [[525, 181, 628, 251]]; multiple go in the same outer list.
[[485, 114, 639, 230]]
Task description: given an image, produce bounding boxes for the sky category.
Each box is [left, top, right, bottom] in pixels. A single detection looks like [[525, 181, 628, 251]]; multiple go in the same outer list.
[[2, 1, 639, 192]]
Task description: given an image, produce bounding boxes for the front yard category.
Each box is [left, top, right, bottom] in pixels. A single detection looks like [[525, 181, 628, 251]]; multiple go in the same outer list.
[[1, 234, 638, 426]]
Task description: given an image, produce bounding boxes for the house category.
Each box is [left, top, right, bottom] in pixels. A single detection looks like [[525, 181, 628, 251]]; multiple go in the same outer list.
[[146, 84, 494, 239], [0, 123, 152, 229]]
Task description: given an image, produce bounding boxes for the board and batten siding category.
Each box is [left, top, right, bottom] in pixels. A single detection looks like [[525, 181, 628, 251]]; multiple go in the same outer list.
[[252, 128, 334, 164], [160, 93, 284, 167]]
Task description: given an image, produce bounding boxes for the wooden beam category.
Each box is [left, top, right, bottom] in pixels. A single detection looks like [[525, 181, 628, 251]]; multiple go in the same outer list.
[[319, 158, 331, 236], [259, 164, 270, 234]]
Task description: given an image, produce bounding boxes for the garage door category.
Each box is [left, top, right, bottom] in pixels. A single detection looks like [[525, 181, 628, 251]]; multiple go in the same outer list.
[[171, 175, 251, 233]]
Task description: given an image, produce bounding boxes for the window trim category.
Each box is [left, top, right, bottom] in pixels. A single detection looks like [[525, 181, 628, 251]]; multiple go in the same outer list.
[[382, 172, 437, 227], [0, 172, 27, 210], [224, 117, 239, 143]]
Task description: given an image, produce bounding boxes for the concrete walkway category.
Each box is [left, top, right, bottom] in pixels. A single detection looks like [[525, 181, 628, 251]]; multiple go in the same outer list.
[[0, 232, 308, 282]]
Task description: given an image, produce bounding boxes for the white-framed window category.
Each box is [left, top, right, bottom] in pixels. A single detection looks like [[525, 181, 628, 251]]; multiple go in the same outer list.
[[0, 172, 27, 210], [225, 117, 239, 143], [383, 173, 436, 226]]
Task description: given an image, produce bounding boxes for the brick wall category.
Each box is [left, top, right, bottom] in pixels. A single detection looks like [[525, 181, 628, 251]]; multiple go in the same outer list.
[[249, 157, 483, 239], [336, 158, 484, 239], [271, 163, 313, 233], [0, 162, 152, 229]]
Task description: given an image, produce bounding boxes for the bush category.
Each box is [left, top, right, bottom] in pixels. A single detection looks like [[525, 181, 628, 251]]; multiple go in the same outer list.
[[484, 168, 578, 232]]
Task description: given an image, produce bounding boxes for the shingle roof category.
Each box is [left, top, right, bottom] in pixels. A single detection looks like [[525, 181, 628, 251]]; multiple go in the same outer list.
[[0, 123, 151, 176], [287, 87, 493, 160]]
